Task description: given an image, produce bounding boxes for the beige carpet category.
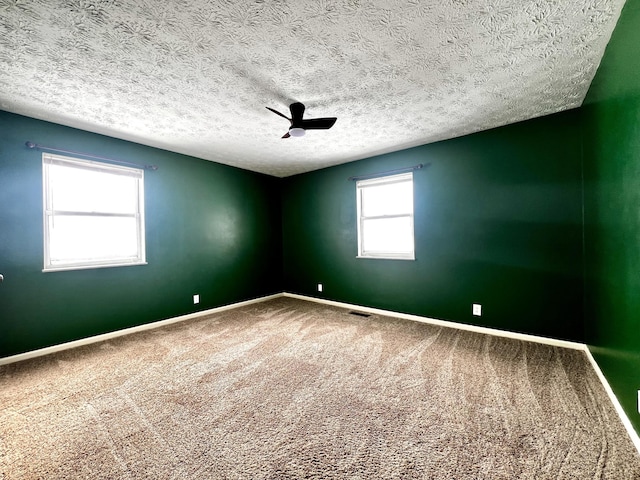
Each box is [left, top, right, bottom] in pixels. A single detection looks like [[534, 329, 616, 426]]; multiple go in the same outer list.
[[1, 297, 639, 479]]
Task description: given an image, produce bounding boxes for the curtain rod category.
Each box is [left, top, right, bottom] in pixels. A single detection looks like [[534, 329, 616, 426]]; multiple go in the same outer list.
[[348, 163, 428, 181], [25, 141, 158, 171]]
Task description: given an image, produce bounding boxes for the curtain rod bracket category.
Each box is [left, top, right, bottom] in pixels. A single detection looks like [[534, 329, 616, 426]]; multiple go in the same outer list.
[[25, 141, 158, 171]]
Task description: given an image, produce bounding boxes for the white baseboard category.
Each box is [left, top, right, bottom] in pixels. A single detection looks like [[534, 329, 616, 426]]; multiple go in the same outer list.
[[283, 292, 584, 350], [0, 293, 284, 367], [583, 348, 640, 454], [284, 292, 640, 456]]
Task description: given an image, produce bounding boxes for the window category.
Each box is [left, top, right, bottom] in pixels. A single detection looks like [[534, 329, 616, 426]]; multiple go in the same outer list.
[[356, 172, 415, 260], [42, 153, 146, 271]]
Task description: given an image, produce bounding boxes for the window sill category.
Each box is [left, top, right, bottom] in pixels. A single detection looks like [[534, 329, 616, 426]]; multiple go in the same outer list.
[[43, 261, 148, 273], [356, 256, 415, 261]]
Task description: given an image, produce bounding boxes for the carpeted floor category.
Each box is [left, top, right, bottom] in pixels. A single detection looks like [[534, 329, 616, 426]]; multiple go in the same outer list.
[[1, 297, 639, 479]]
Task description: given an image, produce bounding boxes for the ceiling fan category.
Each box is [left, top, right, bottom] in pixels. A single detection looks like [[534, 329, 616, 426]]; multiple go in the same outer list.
[[266, 102, 337, 138]]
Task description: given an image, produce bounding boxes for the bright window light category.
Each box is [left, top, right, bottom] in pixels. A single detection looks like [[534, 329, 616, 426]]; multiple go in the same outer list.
[[356, 172, 415, 260], [42, 153, 146, 271]]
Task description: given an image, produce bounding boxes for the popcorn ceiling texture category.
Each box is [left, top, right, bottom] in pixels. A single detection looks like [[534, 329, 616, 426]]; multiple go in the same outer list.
[[0, 0, 626, 177]]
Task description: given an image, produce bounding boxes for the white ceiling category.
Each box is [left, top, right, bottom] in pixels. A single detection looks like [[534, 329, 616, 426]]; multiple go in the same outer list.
[[0, 0, 625, 177]]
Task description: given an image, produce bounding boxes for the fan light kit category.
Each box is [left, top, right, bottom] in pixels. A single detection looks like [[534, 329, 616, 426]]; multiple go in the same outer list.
[[288, 127, 306, 137], [266, 102, 337, 139]]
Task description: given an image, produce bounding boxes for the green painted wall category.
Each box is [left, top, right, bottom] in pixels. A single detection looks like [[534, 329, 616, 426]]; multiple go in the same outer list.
[[0, 111, 282, 357], [582, 0, 640, 435], [282, 110, 584, 342]]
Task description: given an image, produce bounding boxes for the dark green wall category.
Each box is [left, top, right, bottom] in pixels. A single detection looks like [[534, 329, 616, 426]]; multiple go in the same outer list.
[[582, 0, 640, 435], [0, 111, 282, 357], [282, 110, 584, 342]]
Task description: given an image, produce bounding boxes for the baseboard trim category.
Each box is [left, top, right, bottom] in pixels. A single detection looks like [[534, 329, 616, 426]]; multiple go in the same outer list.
[[283, 293, 584, 350], [284, 292, 640, 455], [583, 347, 640, 454], [0, 293, 284, 367]]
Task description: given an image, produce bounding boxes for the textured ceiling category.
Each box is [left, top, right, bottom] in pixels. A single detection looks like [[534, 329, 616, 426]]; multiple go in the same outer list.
[[0, 0, 626, 177]]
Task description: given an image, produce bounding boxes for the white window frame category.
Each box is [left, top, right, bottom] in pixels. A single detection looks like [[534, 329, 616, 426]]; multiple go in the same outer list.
[[356, 172, 415, 260], [42, 153, 146, 272]]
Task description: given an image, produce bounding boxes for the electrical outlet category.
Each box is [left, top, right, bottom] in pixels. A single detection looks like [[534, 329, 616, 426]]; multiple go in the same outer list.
[[473, 304, 482, 316], [317, 283, 323, 292], [638, 390, 640, 414], [193, 294, 200, 304]]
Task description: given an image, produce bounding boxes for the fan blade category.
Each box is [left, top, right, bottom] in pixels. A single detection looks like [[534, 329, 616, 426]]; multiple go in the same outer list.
[[301, 117, 337, 130], [266, 107, 291, 122], [289, 102, 305, 124], [281, 132, 291, 139]]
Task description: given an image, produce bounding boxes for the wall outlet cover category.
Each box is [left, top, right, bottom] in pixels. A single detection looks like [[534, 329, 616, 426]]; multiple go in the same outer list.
[[473, 304, 482, 316], [193, 294, 200, 304], [317, 283, 323, 292]]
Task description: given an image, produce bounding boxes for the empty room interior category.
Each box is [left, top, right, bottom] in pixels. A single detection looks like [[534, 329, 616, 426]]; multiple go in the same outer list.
[[2, 0, 640, 478]]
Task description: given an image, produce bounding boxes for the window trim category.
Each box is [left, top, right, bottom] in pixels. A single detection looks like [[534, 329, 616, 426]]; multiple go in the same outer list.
[[356, 172, 415, 260], [42, 153, 147, 272]]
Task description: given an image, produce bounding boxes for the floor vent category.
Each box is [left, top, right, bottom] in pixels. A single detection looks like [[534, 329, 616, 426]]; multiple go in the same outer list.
[[349, 311, 371, 318]]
